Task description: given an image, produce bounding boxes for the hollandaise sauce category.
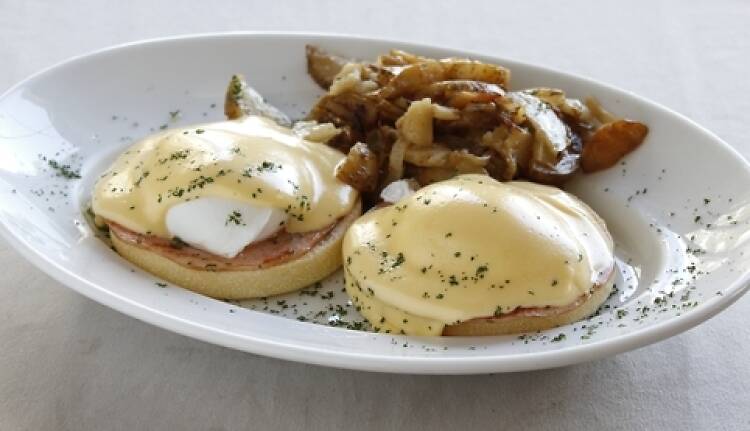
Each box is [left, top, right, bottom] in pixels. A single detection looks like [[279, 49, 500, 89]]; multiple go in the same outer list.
[[92, 115, 357, 239], [343, 175, 614, 336]]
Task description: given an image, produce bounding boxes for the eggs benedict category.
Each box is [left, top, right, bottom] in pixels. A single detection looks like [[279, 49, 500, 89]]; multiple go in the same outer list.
[[92, 114, 360, 299], [342, 175, 614, 336]]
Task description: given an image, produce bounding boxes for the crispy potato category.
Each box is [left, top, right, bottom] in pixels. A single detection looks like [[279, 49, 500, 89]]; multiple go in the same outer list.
[[335, 142, 380, 192], [417, 80, 504, 109], [440, 59, 510, 88], [405, 146, 488, 170], [509, 92, 570, 157], [224, 74, 291, 126], [431, 104, 460, 121], [527, 89, 593, 125], [364, 126, 399, 174], [526, 87, 567, 108], [481, 124, 533, 180], [449, 149, 490, 172], [386, 138, 408, 184], [412, 166, 459, 185], [292, 121, 341, 143], [376, 98, 407, 122], [378, 49, 428, 66], [504, 126, 533, 169], [484, 152, 515, 181], [329, 63, 379, 96], [307, 92, 380, 142], [224, 74, 245, 120], [506, 91, 581, 183], [585, 97, 618, 124], [433, 105, 504, 135], [527, 148, 581, 185], [378, 59, 509, 100], [306, 45, 350, 90], [396, 98, 434, 146], [581, 120, 648, 172], [379, 61, 446, 99], [303, 46, 648, 204], [404, 146, 451, 167], [323, 125, 358, 154]]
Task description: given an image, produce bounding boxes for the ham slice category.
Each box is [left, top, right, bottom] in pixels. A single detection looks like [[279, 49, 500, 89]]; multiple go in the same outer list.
[[108, 221, 336, 272], [466, 265, 615, 322]]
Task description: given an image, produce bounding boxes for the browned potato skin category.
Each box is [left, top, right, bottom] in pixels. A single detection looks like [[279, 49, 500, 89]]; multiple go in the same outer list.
[[307, 92, 381, 155], [306, 45, 349, 90], [527, 131, 583, 185], [304, 46, 648, 201], [379, 61, 445, 99], [416, 80, 504, 109], [336, 143, 380, 192], [224, 74, 245, 120], [379, 50, 428, 66], [527, 150, 581, 185], [411, 166, 459, 185], [581, 120, 648, 173], [378, 60, 510, 100]]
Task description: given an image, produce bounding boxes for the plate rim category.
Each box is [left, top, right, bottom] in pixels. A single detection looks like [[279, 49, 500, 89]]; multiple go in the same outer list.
[[1, 31, 749, 374]]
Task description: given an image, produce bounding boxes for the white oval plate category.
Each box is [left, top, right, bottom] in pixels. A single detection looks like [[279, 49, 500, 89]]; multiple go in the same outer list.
[[1, 33, 748, 374]]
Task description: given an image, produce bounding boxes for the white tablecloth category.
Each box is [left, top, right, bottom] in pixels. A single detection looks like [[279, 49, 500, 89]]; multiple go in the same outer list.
[[1, 1, 749, 429]]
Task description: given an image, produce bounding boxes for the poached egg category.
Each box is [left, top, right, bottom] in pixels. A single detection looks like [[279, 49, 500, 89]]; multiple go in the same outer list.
[[92, 115, 357, 258], [342, 174, 614, 336]]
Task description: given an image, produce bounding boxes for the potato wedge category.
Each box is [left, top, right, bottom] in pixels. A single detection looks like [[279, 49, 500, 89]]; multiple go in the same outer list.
[[224, 74, 291, 126], [581, 120, 648, 172], [335, 142, 380, 192], [396, 98, 434, 146], [441, 59, 510, 88], [303, 48, 648, 206], [306, 45, 350, 90]]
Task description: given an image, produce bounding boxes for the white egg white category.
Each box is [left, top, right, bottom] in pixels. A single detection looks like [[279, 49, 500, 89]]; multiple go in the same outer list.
[[165, 197, 287, 258]]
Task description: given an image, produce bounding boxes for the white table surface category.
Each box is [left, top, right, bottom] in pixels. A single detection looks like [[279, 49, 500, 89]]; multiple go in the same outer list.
[[2, 1, 749, 429]]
